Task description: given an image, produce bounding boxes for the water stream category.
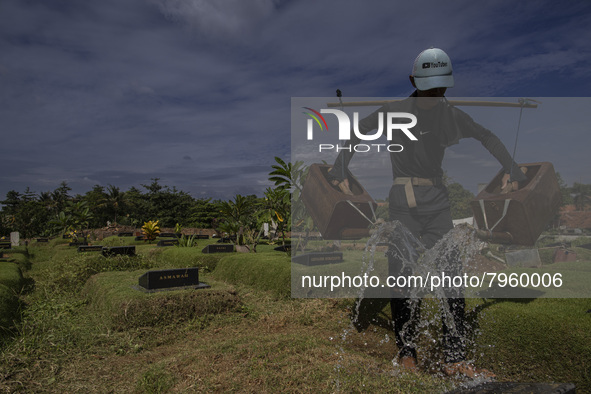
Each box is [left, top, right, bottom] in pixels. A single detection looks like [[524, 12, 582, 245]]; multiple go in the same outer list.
[[335, 220, 494, 390]]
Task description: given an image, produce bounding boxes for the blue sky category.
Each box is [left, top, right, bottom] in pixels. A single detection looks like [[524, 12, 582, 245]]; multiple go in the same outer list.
[[1, 0, 591, 201]]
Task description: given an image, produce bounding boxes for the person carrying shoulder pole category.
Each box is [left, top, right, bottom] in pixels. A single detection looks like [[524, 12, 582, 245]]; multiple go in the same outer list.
[[328, 47, 526, 377]]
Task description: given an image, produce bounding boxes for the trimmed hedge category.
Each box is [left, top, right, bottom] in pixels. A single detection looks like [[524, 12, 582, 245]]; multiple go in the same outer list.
[[211, 253, 291, 298]]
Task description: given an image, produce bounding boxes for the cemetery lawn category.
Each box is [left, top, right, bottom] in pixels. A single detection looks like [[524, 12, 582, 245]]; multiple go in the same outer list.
[[0, 238, 589, 393]]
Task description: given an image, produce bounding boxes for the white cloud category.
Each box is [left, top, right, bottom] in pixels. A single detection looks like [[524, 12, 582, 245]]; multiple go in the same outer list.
[[149, 0, 279, 40]]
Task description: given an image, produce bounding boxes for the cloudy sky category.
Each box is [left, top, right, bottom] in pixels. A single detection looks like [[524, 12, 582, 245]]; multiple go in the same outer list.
[[1, 0, 591, 202]]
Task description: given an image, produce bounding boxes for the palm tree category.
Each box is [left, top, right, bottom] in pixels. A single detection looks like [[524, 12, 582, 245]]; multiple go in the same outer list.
[[219, 194, 259, 245], [268, 157, 306, 192], [101, 185, 128, 223]]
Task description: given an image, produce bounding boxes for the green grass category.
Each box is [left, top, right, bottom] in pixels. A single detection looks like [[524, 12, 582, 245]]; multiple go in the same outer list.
[[83, 270, 241, 330], [0, 261, 25, 336], [474, 298, 591, 392], [212, 252, 291, 298], [0, 235, 589, 392], [0, 284, 19, 337], [153, 247, 223, 272], [0, 261, 24, 291]]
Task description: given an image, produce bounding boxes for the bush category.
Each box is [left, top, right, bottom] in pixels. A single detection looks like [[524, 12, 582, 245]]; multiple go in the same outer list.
[[211, 253, 290, 298]]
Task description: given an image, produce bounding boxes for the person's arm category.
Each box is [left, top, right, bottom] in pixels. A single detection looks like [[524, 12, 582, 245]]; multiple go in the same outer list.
[[327, 106, 385, 193], [459, 111, 527, 192]]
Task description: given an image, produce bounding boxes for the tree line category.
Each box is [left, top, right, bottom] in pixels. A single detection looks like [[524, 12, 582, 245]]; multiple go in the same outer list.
[[1, 158, 589, 240], [0, 179, 223, 238], [0, 158, 293, 243]]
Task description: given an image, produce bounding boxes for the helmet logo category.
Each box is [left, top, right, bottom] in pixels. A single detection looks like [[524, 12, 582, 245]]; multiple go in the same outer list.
[[422, 61, 448, 69]]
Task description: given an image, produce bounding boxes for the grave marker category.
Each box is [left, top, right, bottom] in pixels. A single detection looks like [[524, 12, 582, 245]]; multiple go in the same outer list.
[[10, 232, 19, 247], [202, 244, 234, 254], [159, 232, 181, 238], [504, 249, 541, 268], [136, 267, 210, 292], [157, 239, 178, 247], [274, 245, 291, 252], [102, 246, 136, 257], [77, 245, 103, 252], [292, 252, 343, 266], [553, 248, 576, 263], [445, 381, 575, 393], [69, 241, 88, 247]]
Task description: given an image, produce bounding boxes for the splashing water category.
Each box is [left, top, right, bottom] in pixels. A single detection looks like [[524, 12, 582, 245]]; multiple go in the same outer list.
[[335, 220, 493, 388]]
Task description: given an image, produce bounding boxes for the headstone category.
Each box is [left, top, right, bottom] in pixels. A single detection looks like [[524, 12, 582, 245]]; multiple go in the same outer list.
[[263, 222, 269, 237], [504, 249, 541, 268], [102, 246, 136, 257], [202, 244, 234, 254], [194, 234, 210, 239], [274, 245, 291, 252], [545, 241, 571, 248], [0, 241, 11, 250], [136, 267, 210, 292], [445, 381, 575, 393], [157, 239, 178, 247], [10, 232, 19, 247], [553, 248, 576, 263], [292, 252, 344, 266], [77, 245, 103, 252], [69, 241, 88, 247], [118, 232, 133, 237], [36, 238, 49, 243], [159, 232, 180, 238], [578, 243, 591, 251]]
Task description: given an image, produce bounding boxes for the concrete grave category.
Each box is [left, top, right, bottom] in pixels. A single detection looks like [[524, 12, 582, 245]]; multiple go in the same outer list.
[[505, 248, 541, 268], [445, 381, 575, 393]]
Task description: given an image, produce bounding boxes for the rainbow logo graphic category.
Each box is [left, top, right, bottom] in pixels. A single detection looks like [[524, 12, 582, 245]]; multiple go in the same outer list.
[[302, 107, 328, 139]]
